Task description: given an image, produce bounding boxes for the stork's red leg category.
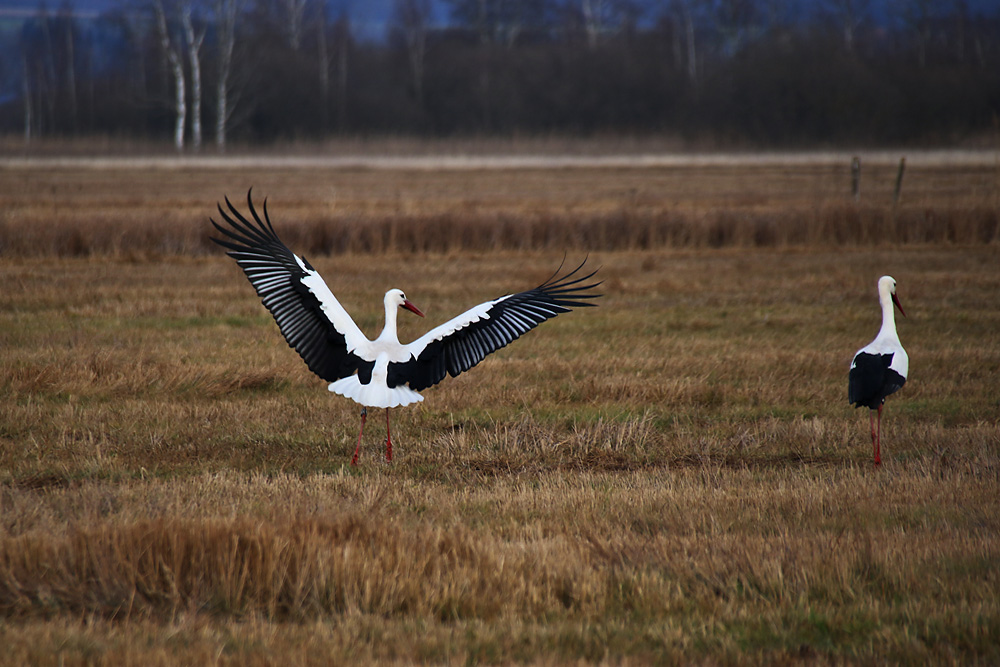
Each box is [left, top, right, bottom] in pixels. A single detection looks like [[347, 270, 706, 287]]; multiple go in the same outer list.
[[350, 407, 367, 466], [385, 408, 393, 462], [874, 404, 883, 467], [869, 410, 877, 463]]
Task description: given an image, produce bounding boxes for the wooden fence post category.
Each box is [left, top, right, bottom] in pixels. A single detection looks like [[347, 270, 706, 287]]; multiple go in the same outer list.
[[893, 157, 906, 205], [851, 156, 861, 201]]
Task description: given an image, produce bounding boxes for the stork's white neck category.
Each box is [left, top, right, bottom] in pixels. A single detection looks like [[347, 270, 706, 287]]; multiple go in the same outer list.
[[876, 282, 898, 342], [378, 291, 400, 344]]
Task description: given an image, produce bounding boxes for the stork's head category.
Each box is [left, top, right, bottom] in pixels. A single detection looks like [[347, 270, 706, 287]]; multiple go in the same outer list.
[[385, 288, 425, 317], [878, 275, 905, 317]]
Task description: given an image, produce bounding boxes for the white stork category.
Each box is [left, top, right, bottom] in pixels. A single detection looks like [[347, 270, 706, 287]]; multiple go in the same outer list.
[[848, 275, 908, 467], [211, 191, 601, 465]]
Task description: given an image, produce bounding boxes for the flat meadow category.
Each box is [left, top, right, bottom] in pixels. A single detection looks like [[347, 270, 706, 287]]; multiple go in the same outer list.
[[1, 149, 998, 664]]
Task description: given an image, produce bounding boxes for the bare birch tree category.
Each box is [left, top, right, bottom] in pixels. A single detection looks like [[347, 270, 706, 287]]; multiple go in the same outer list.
[[279, 0, 309, 51], [667, 0, 698, 84], [57, 1, 78, 131], [154, 0, 186, 150], [581, 0, 610, 48], [581, 0, 637, 48], [181, 5, 206, 149], [213, 0, 242, 149]]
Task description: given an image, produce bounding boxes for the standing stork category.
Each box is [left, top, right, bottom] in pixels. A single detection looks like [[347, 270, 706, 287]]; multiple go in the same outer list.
[[210, 191, 601, 465], [848, 275, 908, 466]]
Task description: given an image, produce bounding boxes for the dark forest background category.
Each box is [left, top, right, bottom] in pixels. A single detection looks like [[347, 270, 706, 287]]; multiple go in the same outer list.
[[3, 0, 999, 150]]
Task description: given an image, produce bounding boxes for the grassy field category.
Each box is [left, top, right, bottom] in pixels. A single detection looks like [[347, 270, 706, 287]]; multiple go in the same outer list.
[[1, 156, 999, 664]]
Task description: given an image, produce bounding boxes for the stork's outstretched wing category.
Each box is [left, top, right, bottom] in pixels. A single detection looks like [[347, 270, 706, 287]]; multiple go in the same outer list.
[[210, 190, 373, 383], [389, 261, 601, 391]]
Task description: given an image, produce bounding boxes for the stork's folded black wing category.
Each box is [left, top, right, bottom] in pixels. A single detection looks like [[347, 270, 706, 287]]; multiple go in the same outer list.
[[849, 352, 904, 409]]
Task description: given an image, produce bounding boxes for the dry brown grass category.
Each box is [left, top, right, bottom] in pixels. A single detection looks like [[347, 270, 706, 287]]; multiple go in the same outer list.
[[2, 158, 998, 257], [0, 159, 998, 664]]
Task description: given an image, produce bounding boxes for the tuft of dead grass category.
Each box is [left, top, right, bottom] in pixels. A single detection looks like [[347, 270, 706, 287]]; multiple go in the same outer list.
[[0, 512, 593, 622]]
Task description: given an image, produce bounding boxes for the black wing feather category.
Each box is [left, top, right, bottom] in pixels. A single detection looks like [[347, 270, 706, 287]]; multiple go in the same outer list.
[[849, 352, 905, 409], [211, 190, 369, 383], [388, 260, 601, 391]]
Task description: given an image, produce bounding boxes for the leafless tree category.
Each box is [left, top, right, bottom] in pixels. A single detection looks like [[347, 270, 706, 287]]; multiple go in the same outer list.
[[181, 6, 207, 149], [821, 0, 871, 55], [446, 0, 535, 128], [949, 0, 968, 62], [447, 0, 540, 48], [57, 1, 78, 130], [892, 0, 933, 67], [213, 0, 243, 149], [317, 1, 330, 128], [154, 0, 186, 150], [113, 5, 151, 110], [36, 3, 58, 131], [714, 0, 760, 56], [22, 54, 33, 142], [331, 12, 352, 131], [580, 0, 629, 48], [279, 0, 309, 50], [393, 0, 432, 108], [668, 0, 698, 84]]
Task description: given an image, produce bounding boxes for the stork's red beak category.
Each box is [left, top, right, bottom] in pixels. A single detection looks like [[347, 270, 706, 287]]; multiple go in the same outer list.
[[402, 299, 425, 317], [891, 293, 905, 317]]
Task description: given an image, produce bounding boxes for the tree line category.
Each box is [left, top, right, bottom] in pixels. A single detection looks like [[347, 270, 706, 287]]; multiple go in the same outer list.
[[5, 0, 999, 150]]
